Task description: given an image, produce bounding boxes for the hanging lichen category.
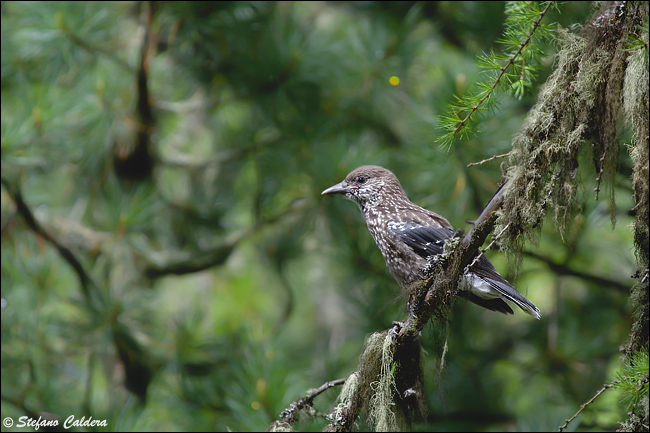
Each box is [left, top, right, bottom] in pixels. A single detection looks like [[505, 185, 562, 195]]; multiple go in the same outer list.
[[497, 2, 648, 272]]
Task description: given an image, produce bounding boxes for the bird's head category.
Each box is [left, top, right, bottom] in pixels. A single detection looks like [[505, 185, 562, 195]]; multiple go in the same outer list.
[[321, 165, 407, 209]]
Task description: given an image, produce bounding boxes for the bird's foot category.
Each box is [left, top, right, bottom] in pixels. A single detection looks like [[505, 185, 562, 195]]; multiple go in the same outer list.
[[389, 321, 405, 342]]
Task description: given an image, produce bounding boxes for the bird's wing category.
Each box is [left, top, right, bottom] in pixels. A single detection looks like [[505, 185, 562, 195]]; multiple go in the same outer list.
[[387, 221, 454, 259], [471, 254, 512, 288]]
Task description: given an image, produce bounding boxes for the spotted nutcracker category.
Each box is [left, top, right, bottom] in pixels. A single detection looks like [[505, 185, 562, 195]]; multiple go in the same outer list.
[[322, 165, 540, 319]]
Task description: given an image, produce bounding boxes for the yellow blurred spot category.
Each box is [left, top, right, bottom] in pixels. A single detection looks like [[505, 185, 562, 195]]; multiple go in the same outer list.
[[54, 11, 68, 31], [453, 173, 466, 200], [96, 79, 105, 97], [455, 73, 466, 94], [251, 401, 261, 410], [256, 377, 267, 396], [32, 107, 42, 129], [389, 76, 400, 86]]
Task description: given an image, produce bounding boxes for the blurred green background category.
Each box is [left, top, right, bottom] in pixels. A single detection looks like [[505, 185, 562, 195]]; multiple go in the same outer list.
[[1, 1, 636, 431]]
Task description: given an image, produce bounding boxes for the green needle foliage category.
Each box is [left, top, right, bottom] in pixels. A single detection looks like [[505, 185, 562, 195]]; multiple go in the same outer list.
[[625, 18, 650, 53], [614, 349, 649, 412], [437, 1, 559, 149]]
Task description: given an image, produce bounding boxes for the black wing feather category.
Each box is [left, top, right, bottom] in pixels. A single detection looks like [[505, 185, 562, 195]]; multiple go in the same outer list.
[[390, 222, 454, 259]]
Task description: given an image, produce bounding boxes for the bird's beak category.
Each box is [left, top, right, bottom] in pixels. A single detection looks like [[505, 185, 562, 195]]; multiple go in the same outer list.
[[321, 181, 349, 195]]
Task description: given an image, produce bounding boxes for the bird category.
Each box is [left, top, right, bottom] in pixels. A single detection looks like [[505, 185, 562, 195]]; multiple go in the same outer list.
[[321, 165, 540, 319]]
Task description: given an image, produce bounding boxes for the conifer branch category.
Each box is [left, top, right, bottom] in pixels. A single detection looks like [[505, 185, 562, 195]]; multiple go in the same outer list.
[[437, 1, 556, 149]]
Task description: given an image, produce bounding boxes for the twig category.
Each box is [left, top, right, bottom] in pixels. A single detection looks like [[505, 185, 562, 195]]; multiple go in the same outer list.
[[594, 155, 605, 200], [558, 383, 613, 432], [524, 251, 629, 293], [276, 377, 348, 425], [144, 240, 239, 279], [144, 200, 306, 279], [466, 152, 512, 168], [1, 178, 98, 311]]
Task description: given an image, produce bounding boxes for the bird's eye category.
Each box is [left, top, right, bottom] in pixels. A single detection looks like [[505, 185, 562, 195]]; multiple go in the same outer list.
[[357, 176, 366, 184]]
